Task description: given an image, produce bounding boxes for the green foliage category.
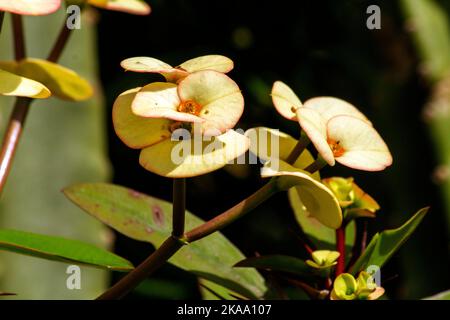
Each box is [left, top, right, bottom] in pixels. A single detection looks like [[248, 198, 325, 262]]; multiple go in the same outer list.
[[0, 229, 133, 271], [63, 182, 267, 299], [350, 207, 428, 275]]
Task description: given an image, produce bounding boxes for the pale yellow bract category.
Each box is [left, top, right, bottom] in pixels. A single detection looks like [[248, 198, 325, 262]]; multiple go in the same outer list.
[[88, 0, 151, 15], [121, 55, 234, 83], [0, 69, 50, 99], [131, 70, 244, 136], [0, 0, 61, 15], [113, 86, 249, 178], [261, 160, 342, 229]]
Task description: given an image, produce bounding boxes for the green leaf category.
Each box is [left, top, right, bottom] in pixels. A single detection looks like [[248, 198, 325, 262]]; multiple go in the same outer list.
[[423, 289, 450, 300], [63, 183, 267, 299], [288, 187, 355, 250], [199, 278, 242, 300], [235, 255, 313, 277], [0, 229, 133, 271], [0, 68, 50, 98], [350, 207, 429, 275]]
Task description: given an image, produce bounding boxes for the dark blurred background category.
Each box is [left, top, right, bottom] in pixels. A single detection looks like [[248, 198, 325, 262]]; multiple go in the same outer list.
[[95, 0, 450, 299]]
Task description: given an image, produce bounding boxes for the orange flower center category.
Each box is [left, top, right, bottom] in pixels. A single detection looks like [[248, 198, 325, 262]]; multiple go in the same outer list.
[[327, 138, 345, 157], [178, 100, 202, 116]]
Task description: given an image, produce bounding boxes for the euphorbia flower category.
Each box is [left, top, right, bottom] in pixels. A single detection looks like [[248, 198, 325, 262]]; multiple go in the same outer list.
[[113, 87, 249, 178], [261, 160, 342, 229], [306, 250, 340, 269], [0, 0, 61, 15], [121, 55, 234, 83], [297, 108, 392, 171], [87, 0, 151, 15], [271, 81, 392, 171], [331, 272, 385, 300], [323, 177, 380, 218], [131, 70, 244, 135]]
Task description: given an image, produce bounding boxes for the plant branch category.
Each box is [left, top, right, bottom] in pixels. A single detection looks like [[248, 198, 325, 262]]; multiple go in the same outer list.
[[0, 12, 5, 35], [304, 156, 327, 173], [172, 178, 186, 238], [185, 179, 278, 242], [96, 236, 184, 300], [285, 131, 310, 165], [0, 17, 74, 196], [12, 14, 25, 61], [335, 225, 346, 276], [47, 22, 73, 62]]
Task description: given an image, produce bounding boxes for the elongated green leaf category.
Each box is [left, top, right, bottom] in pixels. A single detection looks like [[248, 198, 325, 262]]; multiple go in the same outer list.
[[350, 207, 429, 275], [288, 187, 355, 250], [423, 289, 450, 300], [63, 183, 267, 299], [235, 255, 313, 277], [0, 229, 133, 271]]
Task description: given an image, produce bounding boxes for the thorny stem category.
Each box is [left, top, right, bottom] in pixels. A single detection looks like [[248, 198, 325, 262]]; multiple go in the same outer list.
[[172, 178, 186, 238], [335, 225, 346, 276], [0, 15, 74, 197]]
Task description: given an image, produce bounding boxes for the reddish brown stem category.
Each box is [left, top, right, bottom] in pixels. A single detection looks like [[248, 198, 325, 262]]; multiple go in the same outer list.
[[335, 226, 346, 276], [11, 14, 25, 60]]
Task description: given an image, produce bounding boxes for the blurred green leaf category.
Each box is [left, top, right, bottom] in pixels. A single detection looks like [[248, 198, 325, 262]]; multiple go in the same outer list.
[[401, 0, 450, 81], [63, 183, 267, 299], [423, 289, 450, 300], [235, 255, 313, 277], [288, 187, 355, 250], [350, 207, 429, 275], [0, 229, 133, 271]]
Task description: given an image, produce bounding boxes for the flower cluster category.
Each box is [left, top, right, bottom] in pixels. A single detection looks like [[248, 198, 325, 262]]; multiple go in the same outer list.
[[113, 55, 249, 178], [272, 81, 392, 171], [331, 272, 385, 300]]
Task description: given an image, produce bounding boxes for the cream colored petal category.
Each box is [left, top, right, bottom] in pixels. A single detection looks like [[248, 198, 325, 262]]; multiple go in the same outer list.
[[132, 82, 203, 123], [0, 0, 61, 15], [245, 127, 317, 174], [303, 97, 370, 124], [88, 0, 151, 15], [297, 108, 335, 166], [120, 56, 187, 82], [261, 160, 342, 229], [178, 71, 244, 135], [139, 130, 250, 178], [327, 115, 393, 171], [271, 81, 301, 120], [179, 55, 234, 73], [112, 87, 172, 149], [0, 69, 50, 99]]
